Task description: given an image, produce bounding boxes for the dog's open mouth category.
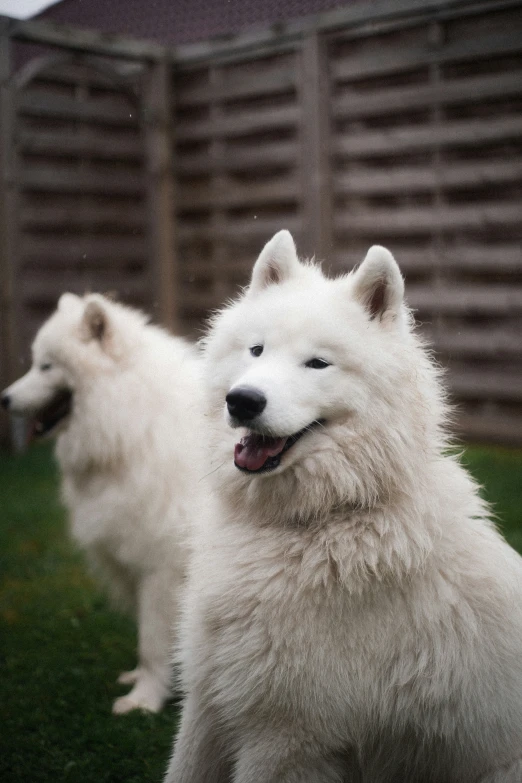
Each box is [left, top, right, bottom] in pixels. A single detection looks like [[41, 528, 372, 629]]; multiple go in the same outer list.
[[234, 421, 323, 473], [32, 389, 73, 438]]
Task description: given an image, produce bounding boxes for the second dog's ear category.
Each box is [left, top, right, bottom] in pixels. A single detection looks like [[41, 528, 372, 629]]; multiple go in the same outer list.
[[58, 292, 80, 312], [81, 296, 110, 344], [249, 230, 300, 295]]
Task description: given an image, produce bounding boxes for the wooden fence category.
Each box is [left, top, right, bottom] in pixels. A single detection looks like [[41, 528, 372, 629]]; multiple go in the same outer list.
[[1, 0, 521, 444]]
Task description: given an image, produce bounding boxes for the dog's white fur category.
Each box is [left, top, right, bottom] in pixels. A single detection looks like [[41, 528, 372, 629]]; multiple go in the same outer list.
[[3, 293, 204, 714], [166, 231, 522, 782]]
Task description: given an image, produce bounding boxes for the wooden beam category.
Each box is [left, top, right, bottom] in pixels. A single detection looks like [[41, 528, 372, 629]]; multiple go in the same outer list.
[[299, 33, 332, 260], [0, 23, 19, 444], [6, 16, 168, 61], [175, 0, 522, 67], [0, 28, 16, 384], [143, 59, 178, 331]]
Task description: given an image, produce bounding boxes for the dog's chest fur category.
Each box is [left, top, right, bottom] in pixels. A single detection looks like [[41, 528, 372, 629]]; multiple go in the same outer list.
[[188, 512, 430, 742]]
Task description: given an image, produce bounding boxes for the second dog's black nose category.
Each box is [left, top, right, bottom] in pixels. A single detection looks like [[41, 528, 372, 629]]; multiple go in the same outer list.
[[226, 387, 266, 421], [0, 393, 10, 410]]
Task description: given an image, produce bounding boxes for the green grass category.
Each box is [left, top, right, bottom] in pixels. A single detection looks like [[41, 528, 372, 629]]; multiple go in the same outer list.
[[0, 444, 176, 783], [461, 446, 522, 554], [0, 443, 520, 782]]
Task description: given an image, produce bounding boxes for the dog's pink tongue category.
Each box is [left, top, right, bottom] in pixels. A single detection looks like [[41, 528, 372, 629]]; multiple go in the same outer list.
[[234, 433, 287, 471]]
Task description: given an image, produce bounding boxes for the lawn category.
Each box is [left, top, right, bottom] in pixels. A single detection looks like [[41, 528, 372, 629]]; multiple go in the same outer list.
[[0, 444, 176, 783], [0, 443, 521, 782]]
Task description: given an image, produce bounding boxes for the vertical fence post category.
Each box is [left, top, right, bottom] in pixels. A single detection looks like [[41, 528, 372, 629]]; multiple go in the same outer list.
[[144, 57, 178, 332], [299, 32, 333, 262], [0, 20, 18, 446]]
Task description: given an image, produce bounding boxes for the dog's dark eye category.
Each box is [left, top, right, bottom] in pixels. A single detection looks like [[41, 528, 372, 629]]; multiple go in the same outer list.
[[40, 362, 52, 372], [250, 345, 263, 357], [305, 358, 330, 369]]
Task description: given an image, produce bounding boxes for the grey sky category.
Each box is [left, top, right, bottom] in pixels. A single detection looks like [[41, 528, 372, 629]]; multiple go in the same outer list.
[[0, 0, 61, 19]]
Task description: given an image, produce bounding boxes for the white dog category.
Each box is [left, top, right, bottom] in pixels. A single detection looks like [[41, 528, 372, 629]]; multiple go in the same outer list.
[[2, 293, 204, 714], [166, 231, 522, 782]]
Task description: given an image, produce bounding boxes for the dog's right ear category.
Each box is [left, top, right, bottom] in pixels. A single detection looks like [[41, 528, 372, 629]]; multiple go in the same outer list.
[[249, 230, 300, 296], [81, 296, 110, 345]]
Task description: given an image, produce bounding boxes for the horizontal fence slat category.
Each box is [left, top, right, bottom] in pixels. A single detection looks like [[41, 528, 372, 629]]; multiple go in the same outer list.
[[18, 130, 143, 161], [177, 66, 296, 106], [449, 367, 522, 402], [333, 70, 522, 120], [177, 140, 297, 174], [407, 283, 522, 315], [334, 116, 522, 159], [21, 204, 145, 230], [440, 245, 522, 272], [433, 327, 522, 358], [20, 167, 145, 195], [334, 203, 522, 234], [331, 244, 522, 275], [22, 275, 147, 303], [21, 236, 147, 264], [332, 30, 522, 83], [178, 214, 301, 242], [334, 159, 522, 196], [176, 104, 300, 142], [179, 177, 298, 209], [179, 257, 251, 278], [456, 410, 522, 446], [18, 92, 140, 126]]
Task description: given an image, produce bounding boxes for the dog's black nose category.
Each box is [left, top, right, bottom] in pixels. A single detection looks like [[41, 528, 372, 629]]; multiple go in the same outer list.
[[0, 393, 10, 410], [226, 387, 266, 421]]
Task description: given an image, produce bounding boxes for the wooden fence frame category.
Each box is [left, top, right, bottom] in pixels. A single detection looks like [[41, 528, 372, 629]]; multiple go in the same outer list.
[[0, 0, 521, 445]]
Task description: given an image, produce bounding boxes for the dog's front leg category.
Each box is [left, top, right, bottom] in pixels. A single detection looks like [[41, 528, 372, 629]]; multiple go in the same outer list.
[[113, 569, 175, 714], [165, 692, 231, 783]]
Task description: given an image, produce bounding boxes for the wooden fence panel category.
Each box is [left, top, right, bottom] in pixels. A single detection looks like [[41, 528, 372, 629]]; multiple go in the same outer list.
[[1, 0, 522, 445], [174, 49, 303, 331], [326, 2, 522, 444], [8, 54, 155, 368]]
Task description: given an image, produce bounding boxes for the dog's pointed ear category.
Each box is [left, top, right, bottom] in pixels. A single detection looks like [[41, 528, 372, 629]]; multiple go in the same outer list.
[[58, 293, 80, 312], [81, 296, 110, 344], [249, 230, 300, 295], [351, 246, 404, 324]]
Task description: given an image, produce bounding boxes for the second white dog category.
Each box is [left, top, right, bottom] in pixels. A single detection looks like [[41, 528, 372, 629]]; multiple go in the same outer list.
[[2, 293, 205, 714]]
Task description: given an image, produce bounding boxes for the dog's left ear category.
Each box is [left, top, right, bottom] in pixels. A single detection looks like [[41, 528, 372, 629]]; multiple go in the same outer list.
[[351, 246, 405, 325], [249, 230, 300, 295], [81, 296, 110, 345]]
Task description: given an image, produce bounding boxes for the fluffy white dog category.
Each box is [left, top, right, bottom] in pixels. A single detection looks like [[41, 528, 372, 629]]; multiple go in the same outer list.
[[166, 231, 522, 782], [2, 293, 204, 714]]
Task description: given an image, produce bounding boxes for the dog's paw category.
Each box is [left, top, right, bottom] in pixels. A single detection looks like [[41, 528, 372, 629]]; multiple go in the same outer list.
[[117, 667, 141, 685], [112, 693, 161, 714]]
